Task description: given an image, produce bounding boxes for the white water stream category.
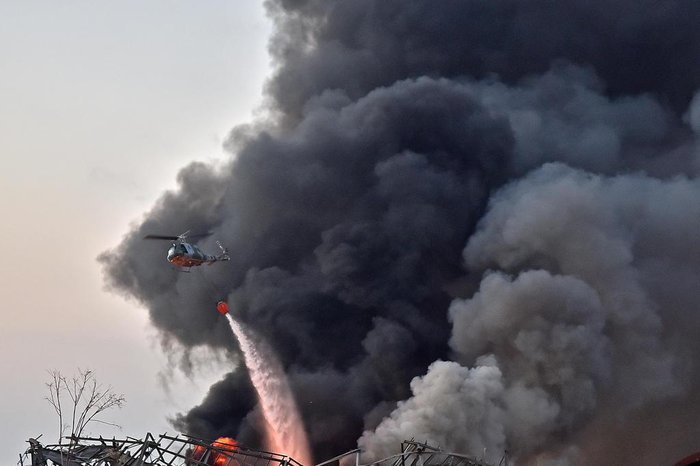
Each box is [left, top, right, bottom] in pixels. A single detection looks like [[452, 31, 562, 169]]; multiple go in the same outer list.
[[227, 315, 313, 465]]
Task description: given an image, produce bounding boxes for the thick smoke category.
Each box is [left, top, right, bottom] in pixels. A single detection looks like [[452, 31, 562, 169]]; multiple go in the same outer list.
[[361, 164, 700, 462], [100, 0, 700, 463]]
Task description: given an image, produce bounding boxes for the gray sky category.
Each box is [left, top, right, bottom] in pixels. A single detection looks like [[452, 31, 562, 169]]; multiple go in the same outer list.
[[0, 2, 270, 463]]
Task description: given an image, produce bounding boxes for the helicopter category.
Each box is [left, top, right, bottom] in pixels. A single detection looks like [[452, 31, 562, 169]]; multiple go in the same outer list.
[[144, 231, 230, 269]]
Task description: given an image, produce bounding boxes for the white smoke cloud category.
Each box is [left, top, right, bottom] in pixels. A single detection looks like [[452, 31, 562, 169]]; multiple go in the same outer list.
[[451, 270, 610, 430], [358, 357, 508, 462], [360, 163, 700, 461], [464, 163, 689, 407]]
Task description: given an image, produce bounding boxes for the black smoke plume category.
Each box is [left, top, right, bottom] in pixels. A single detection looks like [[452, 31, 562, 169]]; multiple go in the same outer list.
[[100, 1, 700, 463]]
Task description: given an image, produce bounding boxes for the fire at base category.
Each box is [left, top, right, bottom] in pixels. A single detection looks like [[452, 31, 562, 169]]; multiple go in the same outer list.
[[190, 437, 238, 466]]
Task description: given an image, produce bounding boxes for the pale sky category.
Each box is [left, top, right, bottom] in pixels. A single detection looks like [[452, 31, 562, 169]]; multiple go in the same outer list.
[[0, 2, 271, 463]]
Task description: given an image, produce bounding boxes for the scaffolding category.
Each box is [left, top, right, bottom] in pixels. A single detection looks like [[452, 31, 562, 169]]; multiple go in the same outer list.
[[19, 433, 304, 466], [19, 436, 503, 466], [315, 440, 502, 466]]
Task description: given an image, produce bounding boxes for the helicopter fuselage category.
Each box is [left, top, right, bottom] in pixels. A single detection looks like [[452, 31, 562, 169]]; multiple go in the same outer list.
[[144, 231, 229, 268], [167, 242, 222, 268]]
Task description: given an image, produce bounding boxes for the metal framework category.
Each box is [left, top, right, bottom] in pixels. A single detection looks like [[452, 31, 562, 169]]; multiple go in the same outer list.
[[19, 433, 304, 466], [315, 440, 501, 466], [366, 440, 500, 466], [19, 436, 504, 466]]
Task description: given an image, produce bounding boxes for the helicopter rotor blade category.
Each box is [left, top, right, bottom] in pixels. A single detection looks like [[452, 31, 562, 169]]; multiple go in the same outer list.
[[144, 234, 180, 240], [185, 232, 213, 239], [144, 231, 212, 241]]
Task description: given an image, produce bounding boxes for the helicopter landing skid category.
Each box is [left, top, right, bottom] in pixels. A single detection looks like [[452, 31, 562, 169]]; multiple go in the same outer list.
[[170, 265, 191, 273]]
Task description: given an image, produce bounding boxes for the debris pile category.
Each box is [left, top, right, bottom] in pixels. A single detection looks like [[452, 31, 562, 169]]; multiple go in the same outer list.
[[19, 436, 496, 466]]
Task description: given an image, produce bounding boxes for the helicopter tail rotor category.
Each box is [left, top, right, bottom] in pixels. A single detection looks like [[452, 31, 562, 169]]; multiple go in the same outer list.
[[216, 241, 231, 261]]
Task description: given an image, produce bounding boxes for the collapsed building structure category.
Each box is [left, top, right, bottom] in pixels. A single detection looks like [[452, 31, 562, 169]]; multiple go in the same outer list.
[[19, 436, 500, 466]]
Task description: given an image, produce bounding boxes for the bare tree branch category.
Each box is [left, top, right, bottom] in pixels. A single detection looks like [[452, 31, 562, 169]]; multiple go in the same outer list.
[[44, 370, 69, 445], [44, 368, 125, 447]]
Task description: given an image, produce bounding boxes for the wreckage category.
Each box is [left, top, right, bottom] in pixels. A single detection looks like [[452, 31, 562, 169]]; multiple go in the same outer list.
[[19, 436, 501, 466]]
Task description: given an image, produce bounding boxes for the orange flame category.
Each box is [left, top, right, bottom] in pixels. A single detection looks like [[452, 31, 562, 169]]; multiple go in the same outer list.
[[187, 437, 238, 466], [212, 437, 238, 466], [189, 444, 206, 464]]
